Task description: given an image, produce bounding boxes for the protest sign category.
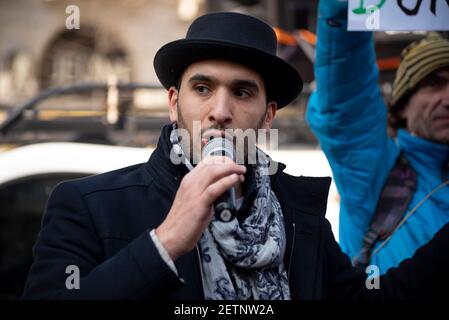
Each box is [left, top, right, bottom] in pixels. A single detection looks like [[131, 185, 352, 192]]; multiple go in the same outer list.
[[348, 0, 449, 31]]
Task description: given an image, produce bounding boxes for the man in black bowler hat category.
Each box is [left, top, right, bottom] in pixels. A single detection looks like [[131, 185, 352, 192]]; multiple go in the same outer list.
[[23, 12, 449, 300]]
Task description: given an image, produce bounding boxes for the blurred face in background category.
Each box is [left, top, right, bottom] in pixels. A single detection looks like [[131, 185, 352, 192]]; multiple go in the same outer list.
[[167, 59, 277, 160], [402, 67, 449, 144]]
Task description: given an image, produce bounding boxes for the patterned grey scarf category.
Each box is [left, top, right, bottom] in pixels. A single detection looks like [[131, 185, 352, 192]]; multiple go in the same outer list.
[[170, 124, 291, 300]]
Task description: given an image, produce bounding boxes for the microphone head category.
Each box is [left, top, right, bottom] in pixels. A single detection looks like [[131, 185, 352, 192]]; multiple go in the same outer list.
[[202, 137, 235, 160]]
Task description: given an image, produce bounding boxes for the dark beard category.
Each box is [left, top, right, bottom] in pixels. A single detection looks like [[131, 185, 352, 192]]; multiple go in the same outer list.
[[175, 101, 269, 164]]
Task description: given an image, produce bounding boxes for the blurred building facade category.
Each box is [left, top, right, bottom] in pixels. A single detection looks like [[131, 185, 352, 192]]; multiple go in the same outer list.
[[0, 0, 190, 102]]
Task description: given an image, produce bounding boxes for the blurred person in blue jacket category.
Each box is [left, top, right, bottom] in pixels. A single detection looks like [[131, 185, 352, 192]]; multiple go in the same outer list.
[[307, 0, 449, 273]]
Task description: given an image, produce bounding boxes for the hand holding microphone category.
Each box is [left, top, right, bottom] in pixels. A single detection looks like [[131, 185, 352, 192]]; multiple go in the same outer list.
[[156, 134, 245, 260]]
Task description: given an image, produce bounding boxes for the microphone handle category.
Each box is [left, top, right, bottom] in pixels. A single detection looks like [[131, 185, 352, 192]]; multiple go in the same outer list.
[[214, 186, 237, 222]]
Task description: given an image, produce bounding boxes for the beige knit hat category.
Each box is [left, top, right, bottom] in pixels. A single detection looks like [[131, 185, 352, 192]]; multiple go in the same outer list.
[[391, 33, 449, 107]]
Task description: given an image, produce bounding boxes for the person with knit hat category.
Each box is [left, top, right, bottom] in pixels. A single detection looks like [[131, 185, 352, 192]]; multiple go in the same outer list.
[[388, 32, 449, 140], [307, 0, 449, 274]]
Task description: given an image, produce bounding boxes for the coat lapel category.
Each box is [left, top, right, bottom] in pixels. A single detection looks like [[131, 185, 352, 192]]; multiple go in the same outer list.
[[272, 171, 331, 300]]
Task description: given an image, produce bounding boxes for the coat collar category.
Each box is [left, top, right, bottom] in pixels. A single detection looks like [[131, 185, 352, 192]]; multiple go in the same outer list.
[[145, 124, 190, 196]]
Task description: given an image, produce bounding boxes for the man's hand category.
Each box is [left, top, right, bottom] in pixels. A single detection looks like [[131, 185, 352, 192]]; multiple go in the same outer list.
[[155, 155, 246, 261]]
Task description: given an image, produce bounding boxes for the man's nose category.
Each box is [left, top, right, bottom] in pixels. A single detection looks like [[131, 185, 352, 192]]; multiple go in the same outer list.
[[208, 90, 233, 125]]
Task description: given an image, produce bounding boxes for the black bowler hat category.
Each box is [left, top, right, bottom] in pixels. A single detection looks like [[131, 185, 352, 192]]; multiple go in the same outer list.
[[153, 12, 303, 108]]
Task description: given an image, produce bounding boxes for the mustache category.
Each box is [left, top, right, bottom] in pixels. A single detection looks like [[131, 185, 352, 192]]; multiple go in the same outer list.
[[200, 125, 236, 143], [200, 125, 228, 136]]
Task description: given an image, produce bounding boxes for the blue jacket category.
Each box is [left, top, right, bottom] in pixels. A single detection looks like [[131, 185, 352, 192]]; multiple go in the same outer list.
[[306, 0, 449, 274]]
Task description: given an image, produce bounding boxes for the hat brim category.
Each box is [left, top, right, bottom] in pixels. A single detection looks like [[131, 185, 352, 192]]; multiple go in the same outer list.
[[153, 39, 303, 109]]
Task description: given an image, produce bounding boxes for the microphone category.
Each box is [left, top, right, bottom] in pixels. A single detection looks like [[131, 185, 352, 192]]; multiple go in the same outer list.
[[202, 136, 237, 222]]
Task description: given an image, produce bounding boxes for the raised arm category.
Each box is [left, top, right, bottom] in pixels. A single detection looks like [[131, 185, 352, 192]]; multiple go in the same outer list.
[[306, 0, 400, 254]]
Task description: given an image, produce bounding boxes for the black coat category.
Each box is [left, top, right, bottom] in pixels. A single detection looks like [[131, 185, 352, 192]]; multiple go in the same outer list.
[[22, 125, 449, 299]]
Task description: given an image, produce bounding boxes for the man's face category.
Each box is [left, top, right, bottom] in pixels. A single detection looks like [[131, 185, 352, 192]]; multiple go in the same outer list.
[[167, 59, 277, 160], [402, 67, 449, 144]]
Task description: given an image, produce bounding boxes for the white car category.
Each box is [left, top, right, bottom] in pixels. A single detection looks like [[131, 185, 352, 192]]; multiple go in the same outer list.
[[0, 142, 339, 299]]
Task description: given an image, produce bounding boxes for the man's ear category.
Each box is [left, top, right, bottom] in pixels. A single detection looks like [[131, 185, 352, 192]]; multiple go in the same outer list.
[[168, 86, 178, 122], [262, 101, 277, 130]]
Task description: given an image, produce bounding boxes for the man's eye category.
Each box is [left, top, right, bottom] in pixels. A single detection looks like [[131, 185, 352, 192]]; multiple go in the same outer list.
[[420, 77, 444, 89], [235, 89, 250, 98], [195, 85, 210, 94], [424, 80, 437, 87]]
